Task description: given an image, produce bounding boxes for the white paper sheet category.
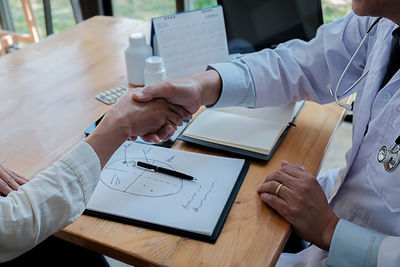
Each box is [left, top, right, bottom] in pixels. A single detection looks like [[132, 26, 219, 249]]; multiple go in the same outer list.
[[87, 142, 245, 236]]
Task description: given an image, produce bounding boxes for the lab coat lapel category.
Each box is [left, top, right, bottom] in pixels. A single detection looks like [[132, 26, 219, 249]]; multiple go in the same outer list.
[[328, 24, 393, 202], [347, 35, 391, 171]]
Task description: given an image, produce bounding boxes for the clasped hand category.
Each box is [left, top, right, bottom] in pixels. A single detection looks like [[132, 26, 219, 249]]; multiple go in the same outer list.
[[0, 164, 29, 196], [257, 161, 339, 251]]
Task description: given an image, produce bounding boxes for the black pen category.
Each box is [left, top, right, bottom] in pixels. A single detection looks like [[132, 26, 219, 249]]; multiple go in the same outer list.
[[137, 161, 194, 180]]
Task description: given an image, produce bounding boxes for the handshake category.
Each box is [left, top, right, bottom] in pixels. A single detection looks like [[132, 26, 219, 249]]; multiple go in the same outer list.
[[101, 70, 222, 144], [86, 70, 222, 169]]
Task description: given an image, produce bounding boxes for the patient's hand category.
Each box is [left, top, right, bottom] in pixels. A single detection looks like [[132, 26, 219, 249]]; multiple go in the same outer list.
[[86, 89, 190, 168], [0, 165, 29, 195], [106, 89, 190, 141]]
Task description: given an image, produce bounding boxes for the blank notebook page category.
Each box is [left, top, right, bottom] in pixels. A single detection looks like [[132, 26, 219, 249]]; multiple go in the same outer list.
[[184, 103, 302, 154]]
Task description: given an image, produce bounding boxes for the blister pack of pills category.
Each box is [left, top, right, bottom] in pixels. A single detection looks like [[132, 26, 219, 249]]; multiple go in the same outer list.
[[96, 85, 128, 104]]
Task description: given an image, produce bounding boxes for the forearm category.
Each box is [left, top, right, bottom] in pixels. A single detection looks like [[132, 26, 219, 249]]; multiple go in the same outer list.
[[0, 142, 100, 262], [85, 110, 129, 169]]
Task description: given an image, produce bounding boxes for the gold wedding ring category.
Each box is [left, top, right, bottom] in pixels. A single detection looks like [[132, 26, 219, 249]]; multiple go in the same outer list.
[[275, 183, 283, 197]]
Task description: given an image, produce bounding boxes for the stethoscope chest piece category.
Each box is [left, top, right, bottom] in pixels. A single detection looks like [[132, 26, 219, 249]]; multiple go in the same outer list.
[[377, 143, 400, 172]]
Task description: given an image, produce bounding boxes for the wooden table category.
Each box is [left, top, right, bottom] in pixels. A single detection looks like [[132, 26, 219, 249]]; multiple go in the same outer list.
[[0, 16, 345, 267]]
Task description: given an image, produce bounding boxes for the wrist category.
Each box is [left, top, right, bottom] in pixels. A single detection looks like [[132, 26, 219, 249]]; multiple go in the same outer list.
[[321, 214, 339, 251], [198, 70, 222, 106], [86, 112, 128, 169]]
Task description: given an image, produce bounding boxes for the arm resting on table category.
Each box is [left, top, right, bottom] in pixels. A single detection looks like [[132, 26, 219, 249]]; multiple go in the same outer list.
[[0, 142, 100, 262]]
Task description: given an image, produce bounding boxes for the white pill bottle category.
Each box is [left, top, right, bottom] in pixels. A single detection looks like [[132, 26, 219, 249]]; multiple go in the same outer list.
[[125, 33, 153, 86], [144, 56, 167, 86]]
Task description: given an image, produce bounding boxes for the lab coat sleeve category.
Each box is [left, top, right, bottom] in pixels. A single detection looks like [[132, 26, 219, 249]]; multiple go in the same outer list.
[[209, 13, 375, 108], [0, 141, 101, 263], [327, 219, 400, 267]]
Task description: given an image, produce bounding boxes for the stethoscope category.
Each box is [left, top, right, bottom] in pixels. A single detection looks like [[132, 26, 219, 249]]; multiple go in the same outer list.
[[329, 17, 382, 111], [377, 135, 400, 171], [329, 17, 400, 171]]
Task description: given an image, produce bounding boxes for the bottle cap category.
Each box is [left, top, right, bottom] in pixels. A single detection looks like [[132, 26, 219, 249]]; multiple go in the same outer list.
[[145, 56, 165, 72], [129, 33, 146, 46]]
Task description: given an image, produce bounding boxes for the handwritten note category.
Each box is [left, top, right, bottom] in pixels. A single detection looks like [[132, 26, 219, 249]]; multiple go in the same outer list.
[[86, 141, 245, 236]]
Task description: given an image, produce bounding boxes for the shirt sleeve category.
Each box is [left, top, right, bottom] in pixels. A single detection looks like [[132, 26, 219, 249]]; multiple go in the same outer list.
[[0, 141, 101, 263], [208, 13, 374, 108], [377, 236, 400, 266], [327, 219, 387, 267]]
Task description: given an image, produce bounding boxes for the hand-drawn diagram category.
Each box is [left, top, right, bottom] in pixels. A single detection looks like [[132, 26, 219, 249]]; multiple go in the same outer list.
[[101, 143, 183, 197], [100, 142, 216, 212]]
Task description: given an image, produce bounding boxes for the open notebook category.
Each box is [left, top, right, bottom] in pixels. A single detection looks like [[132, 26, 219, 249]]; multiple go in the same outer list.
[[180, 101, 304, 160]]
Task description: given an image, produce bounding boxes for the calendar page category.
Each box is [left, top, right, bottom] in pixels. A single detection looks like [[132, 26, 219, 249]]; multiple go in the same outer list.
[[152, 6, 229, 79]]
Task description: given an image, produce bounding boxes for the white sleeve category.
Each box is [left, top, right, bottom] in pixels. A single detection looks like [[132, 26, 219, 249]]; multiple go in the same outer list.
[[209, 13, 374, 108], [377, 236, 400, 266], [0, 141, 101, 262]]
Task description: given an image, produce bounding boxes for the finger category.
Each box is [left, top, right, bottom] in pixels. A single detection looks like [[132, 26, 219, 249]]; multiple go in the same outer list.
[[281, 160, 305, 171], [260, 192, 289, 214], [166, 109, 184, 127], [166, 103, 192, 120], [257, 181, 292, 201], [10, 176, 27, 186], [130, 136, 138, 141], [141, 133, 160, 143], [279, 164, 311, 179], [0, 179, 13, 195], [263, 170, 298, 190], [257, 181, 281, 194], [0, 168, 20, 190], [5, 168, 29, 183], [155, 124, 175, 141]]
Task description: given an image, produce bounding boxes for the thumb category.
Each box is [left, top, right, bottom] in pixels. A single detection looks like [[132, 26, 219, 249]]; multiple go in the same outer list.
[[132, 83, 171, 102]]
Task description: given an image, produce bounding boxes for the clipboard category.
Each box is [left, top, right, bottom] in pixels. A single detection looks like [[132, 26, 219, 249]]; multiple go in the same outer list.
[[85, 142, 249, 243]]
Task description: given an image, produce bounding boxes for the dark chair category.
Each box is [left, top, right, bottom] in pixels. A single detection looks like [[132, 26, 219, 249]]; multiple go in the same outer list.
[[218, 0, 323, 53]]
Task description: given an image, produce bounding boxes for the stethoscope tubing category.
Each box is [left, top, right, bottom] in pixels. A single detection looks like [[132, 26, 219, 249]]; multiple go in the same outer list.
[[331, 17, 382, 110]]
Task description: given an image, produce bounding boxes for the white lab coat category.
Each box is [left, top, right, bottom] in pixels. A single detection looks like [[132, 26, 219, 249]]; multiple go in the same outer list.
[[211, 13, 400, 266]]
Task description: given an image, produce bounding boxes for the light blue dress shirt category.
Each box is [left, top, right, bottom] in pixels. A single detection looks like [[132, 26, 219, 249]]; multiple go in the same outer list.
[[208, 13, 400, 266]]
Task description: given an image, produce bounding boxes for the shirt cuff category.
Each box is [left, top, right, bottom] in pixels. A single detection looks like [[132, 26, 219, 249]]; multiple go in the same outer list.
[[207, 62, 254, 108], [59, 142, 101, 205], [327, 219, 387, 267]]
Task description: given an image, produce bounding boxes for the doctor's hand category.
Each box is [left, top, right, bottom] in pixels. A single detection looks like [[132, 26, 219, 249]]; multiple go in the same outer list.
[[257, 161, 339, 251], [0, 164, 29, 196], [132, 70, 222, 114]]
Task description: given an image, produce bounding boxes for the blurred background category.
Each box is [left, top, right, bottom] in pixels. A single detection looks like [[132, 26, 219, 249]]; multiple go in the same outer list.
[[8, 0, 351, 40]]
